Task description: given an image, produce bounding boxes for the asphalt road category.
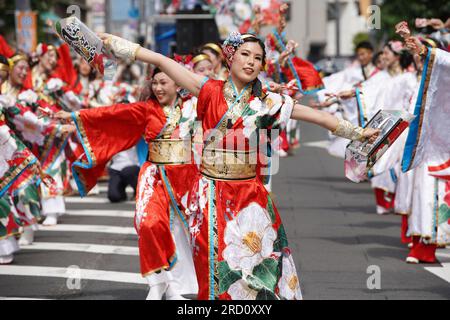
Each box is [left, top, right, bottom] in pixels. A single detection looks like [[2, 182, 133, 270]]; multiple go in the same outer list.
[[0, 121, 448, 300]]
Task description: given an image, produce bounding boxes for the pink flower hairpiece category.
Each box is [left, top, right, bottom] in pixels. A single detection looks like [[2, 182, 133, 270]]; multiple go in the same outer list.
[[388, 40, 404, 54], [222, 31, 245, 68]]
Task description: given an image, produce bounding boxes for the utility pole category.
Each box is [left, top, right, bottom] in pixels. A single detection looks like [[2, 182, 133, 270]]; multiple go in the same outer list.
[[335, 0, 341, 57], [105, 0, 112, 33]]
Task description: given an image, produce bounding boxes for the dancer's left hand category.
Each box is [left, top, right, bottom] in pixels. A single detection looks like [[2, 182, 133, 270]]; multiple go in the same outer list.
[[362, 128, 380, 144]]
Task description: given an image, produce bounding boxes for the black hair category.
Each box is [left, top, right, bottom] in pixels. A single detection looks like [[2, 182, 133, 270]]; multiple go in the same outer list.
[[385, 42, 414, 70], [152, 67, 162, 78], [399, 50, 414, 70], [356, 41, 374, 52], [372, 51, 383, 65], [0, 54, 8, 65], [0, 54, 8, 67]]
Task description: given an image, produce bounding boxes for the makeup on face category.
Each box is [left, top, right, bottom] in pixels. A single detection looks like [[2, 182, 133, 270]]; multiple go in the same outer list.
[[194, 59, 214, 77], [230, 42, 263, 85], [151, 72, 178, 106], [11, 60, 29, 86], [42, 50, 58, 73]]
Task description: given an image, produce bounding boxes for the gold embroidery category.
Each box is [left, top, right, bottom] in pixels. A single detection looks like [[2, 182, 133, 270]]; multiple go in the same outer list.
[[148, 139, 191, 165], [201, 81, 256, 180], [200, 148, 257, 181], [160, 104, 182, 139], [204, 81, 251, 150], [242, 232, 262, 254], [1, 81, 20, 98], [73, 111, 97, 167], [288, 275, 299, 291], [222, 80, 252, 125], [0, 155, 35, 192]]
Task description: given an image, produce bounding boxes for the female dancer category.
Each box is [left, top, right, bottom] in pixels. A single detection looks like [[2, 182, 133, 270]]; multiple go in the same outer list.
[[0, 54, 38, 264], [89, 31, 379, 300], [56, 67, 199, 300], [201, 43, 228, 80], [192, 54, 214, 78]]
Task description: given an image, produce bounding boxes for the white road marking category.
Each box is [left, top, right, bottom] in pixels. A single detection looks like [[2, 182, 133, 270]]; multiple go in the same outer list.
[[0, 297, 52, 300], [66, 210, 134, 218], [38, 224, 137, 235], [424, 263, 450, 283], [20, 242, 138, 256], [436, 251, 450, 260], [65, 197, 135, 205], [0, 266, 146, 285], [303, 140, 330, 149]]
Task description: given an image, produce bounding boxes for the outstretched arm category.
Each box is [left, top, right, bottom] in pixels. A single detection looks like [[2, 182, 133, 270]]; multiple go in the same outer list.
[[291, 103, 379, 142], [99, 33, 205, 96]]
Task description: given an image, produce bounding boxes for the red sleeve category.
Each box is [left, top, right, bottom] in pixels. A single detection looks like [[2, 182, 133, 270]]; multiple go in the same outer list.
[[23, 72, 33, 91], [71, 100, 159, 196], [0, 35, 14, 58], [281, 57, 324, 91], [197, 79, 223, 121]]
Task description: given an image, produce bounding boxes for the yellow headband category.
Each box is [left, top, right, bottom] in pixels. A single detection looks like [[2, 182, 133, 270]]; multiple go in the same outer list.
[[8, 55, 28, 69], [192, 54, 211, 66], [423, 38, 437, 48], [203, 43, 222, 55]]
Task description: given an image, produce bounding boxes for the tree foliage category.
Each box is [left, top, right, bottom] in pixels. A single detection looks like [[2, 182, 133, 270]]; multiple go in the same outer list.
[[378, 0, 450, 40]]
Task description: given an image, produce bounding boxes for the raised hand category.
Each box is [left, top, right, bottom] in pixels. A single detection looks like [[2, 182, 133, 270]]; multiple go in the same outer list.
[[277, 3, 289, 34], [405, 36, 425, 55], [98, 32, 141, 62], [395, 21, 411, 39], [428, 18, 445, 30], [53, 110, 73, 123], [285, 40, 299, 54], [267, 81, 283, 93], [280, 3, 289, 14], [60, 124, 77, 135], [362, 128, 380, 144], [251, 5, 264, 34], [278, 40, 298, 66]]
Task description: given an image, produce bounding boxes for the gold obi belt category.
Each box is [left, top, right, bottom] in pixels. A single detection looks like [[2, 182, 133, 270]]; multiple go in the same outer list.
[[200, 148, 257, 181], [148, 139, 191, 165]]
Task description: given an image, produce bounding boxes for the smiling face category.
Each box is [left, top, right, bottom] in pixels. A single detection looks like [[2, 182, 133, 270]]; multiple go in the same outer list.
[[229, 41, 264, 86], [194, 59, 214, 77], [382, 45, 399, 68], [10, 60, 29, 87], [151, 72, 178, 106], [40, 49, 58, 74], [356, 48, 373, 67]]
